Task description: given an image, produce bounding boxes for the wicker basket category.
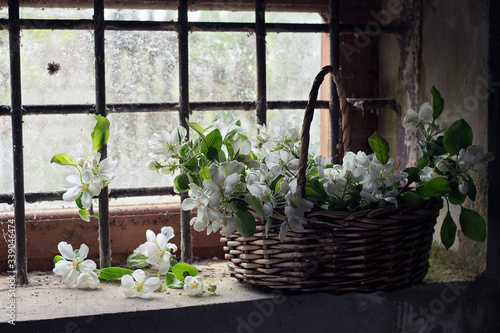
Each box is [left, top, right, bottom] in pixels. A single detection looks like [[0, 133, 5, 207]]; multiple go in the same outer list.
[[220, 66, 444, 293]]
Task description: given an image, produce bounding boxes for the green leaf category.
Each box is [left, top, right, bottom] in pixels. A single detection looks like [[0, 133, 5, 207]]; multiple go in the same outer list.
[[184, 157, 199, 172], [91, 115, 110, 151], [201, 129, 223, 153], [54, 255, 65, 264], [403, 167, 421, 183], [417, 155, 429, 169], [467, 181, 477, 201], [440, 211, 457, 250], [443, 119, 473, 155], [416, 177, 449, 199], [309, 177, 328, 199], [425, 141, 447, 156], [431, 86, 444, 120], [368, 131, 390, 164], [206, 146, 220, 162], [460, 207, 487, 242], [235, 208, 256, 238], [174, 174, 190, 193], [99, 267, 134, 280], [245, 194, 265, 222], [78, 209, 90, 222], [402, 192, 420, 203], [169, 259, 179, 269], [199, 166, 210, 180], [265, 217, 272, 238], [186, 119, 205, 139], [126, 252, 149, 268], [448, 181, 466, 205], [166, 272, 184, 289], [50, 153, 77, 166], [172, 263, 198, 283]]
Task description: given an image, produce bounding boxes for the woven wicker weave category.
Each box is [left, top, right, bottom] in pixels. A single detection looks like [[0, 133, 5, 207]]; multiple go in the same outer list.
[[221, 66, 443, 292]]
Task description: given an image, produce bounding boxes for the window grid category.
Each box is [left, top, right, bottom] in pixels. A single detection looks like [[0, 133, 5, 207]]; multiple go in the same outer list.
[[3, 0, 398, 283]]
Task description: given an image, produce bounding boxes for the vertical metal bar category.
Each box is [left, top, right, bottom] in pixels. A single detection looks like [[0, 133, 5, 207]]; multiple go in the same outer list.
[[329, 0, 341, 163], [255, 0, 266, 125], [8, 0, 28, 284], [178, 0, 192, 264], [94, 0, 110, 268]]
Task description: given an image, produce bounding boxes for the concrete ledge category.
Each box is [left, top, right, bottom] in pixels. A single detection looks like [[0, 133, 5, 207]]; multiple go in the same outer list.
[[1, 261, 500, 332]]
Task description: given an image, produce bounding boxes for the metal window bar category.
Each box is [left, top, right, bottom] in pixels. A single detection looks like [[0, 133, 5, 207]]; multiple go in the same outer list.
[[3, 0, 400, 283]]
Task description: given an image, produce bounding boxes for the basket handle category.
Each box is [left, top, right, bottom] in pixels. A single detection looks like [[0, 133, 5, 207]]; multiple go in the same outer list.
[[297, 65, 347, 198]]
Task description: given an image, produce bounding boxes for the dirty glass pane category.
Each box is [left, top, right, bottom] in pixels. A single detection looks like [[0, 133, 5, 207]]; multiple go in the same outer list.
[[189, 32, 256, 102], [105, 31, 179, 103], [107, 112, 178, 188], [266, 32, 322, 101], [190, 110, 257, 135], [0, 31, 9, 104], [266, 12, 322, 23], [19, 7, 93, 19], [187, 10, 254, 22], [20, 30, 95, 104], [0, 117, 13, 195], [105, 9, 177, 21], [0, 7, 7, 19]]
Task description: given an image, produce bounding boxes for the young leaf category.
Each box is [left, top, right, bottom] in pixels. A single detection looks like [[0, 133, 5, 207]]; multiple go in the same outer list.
[[126, 252, 149, 268], [91, 115, 110, 151], [416, 177, 449, 199], [431, 86, 444, 120], [186, 119, 205, 139], [99, 267, 134, 280], [440, 211, 457, 250], [235, 208, 256, 238], [172, 263, 198, 283], [265, 217, 272, 238], [166, 272, 184, 289], [50, 153, 77, 166], [201, 129, 223, 153], [78, 209, 90, 222], [402, 192, 420, 203], [54, 255, 65, 264], [245, 194, 265, 222], [467, 181, 477, 201], [417, 154, 429, 169], [460, 207, 487, 242], [403, 167, 421, 183], [448, 181, 466, 205], [174, 174, 190, 193], [199, 166, 210, 180], [443, 119, 473, 155], [368, 131, 390, 164], [425, 141, 447, 156]]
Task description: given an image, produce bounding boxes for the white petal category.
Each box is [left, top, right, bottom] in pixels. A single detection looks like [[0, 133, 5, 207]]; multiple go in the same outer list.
[[161, 226, 175, 242], [100, 157, 118, 171], [143, 277, 161, 292], [65, 174, 82, 187], [53, 260, 72, 276], [81, 191, 93, 210], [132, 269, 146, 283], [156, 233, 168, 250], [145, 230, 156, 243], [88, 183, 101, 196], [78, 243, 89, 260], [121, 274, 135, 289], [79, 259, 97, 273], [82, 170, 94, 184], [58, 242, 75, 259], [137, 290, 152, 299], [62, 268, 78, 288], [62, 186, 82, 202], [181, 198, 198, 211], [123, 288, 138, 298]]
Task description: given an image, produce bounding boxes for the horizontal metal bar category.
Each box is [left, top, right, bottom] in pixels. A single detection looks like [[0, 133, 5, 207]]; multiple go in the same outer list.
[[0, 186, 176, 204], [0, 18, 403, 34], [0, 99, 397, 116]]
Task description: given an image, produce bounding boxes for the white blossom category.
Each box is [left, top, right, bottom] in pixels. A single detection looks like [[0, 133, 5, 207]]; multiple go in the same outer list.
[[121, 269, 161, 299], [184, 276, 203, 296]]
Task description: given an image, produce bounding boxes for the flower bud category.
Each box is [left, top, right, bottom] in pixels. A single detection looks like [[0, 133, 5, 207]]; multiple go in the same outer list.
[[146, 160, 157, 171]]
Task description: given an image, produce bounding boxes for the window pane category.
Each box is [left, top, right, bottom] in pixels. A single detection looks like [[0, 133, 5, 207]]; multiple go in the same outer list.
[[0, 116, 13, 194], [190, 110, 257, 134], [187, 10, 254, 22], [19, 7, 93, 19], [0, 31, 9, 104], [20, 30, 95, 104], [189, 32, 256, 102], [105, 9, 177, 21], [105, 31, 179, 103], [266, 32, 322, 101], [266, 12, 322, 23]]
